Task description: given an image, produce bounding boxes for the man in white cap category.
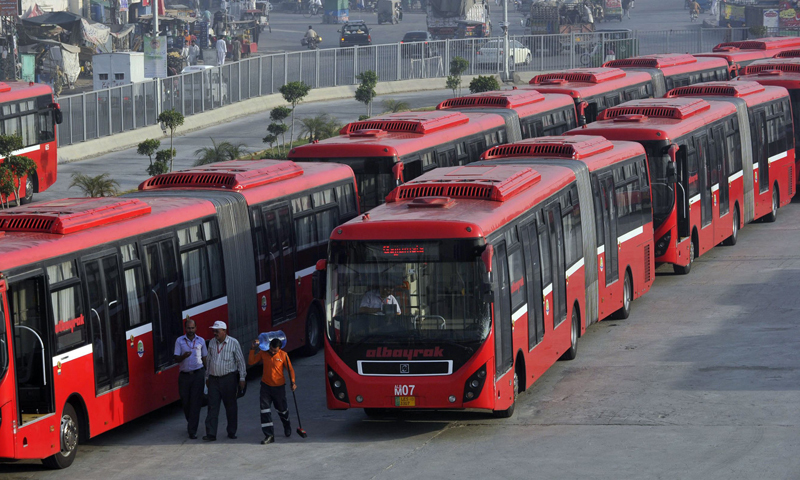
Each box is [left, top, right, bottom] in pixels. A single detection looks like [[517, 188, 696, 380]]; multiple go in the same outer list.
[[203, 320, 247, 441]]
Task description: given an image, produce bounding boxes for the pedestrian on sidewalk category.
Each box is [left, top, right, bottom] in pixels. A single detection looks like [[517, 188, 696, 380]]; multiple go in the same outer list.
[[622, 0, 631, 18], [216, 36, 227, 65], [174, 317, 207, 439], [249, 336, 297, 445], [203, 321, 247, 442]]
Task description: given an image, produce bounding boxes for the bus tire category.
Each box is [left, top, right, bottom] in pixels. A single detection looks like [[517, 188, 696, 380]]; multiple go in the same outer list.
[[493, 371, 517, 418], [612, 270, 632, 320], [765, 186, 779, 223], [559, 306, 579, 361], [723, 205, 739, 246], [42, 403, 79, 469], [299, 306, 323, 356], [20, 176, 34, 205], [673, 234, 695, 275]]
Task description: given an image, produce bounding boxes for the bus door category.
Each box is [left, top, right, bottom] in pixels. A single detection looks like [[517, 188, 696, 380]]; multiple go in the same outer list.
[[521, 222, 544, 348], [143, 236, 183, 371], [545, 202, 567, 326], [599, 172, 619, 286], [714, 125, 729, 216], [82, 252, 129, 394], [754, 110, 770, 194], [8, 273, 54, 424], [676, 144, 691, 239], [264, 204, 297, 324], [493, 242, 513, 378], [697, 134, 713, 230]]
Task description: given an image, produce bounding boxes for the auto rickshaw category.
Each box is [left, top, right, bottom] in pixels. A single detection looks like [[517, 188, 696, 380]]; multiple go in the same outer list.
[[377, 0, 402, 24]]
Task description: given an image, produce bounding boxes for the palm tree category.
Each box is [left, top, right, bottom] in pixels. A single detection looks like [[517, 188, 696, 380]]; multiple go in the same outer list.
[[382, 98, 411, 113], [299, 114, 332, 142], [320, 117, 344, 140], [194, 138, 248, 166], [69, 173, 120, 197]]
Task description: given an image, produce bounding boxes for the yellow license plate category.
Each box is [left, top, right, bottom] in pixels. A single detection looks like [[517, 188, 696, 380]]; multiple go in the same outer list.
[[395, 396, 416, 407]]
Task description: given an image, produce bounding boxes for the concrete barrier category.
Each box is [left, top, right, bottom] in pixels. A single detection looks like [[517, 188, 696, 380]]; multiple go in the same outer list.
[[58, 74, 505, 162]]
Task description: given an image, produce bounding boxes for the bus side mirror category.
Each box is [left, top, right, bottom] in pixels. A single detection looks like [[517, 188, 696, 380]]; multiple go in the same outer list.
[[50, 103, 63, 125], [577, 101, 588, 126], [392, 161, 404, 186], [666, 144, 678, 183], [312, 259, 327, 300]]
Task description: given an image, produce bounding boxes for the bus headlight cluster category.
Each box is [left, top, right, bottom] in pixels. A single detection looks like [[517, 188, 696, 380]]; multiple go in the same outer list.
[[463, 363, 487, 403], [327, 366, 349, 404], [655, 231, 671, 258]]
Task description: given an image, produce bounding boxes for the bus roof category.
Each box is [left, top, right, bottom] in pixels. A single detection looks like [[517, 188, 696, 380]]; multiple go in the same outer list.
[[565, 97, 737, 142], [0, 196, 215, 271], [603, 54, 728, 76], [436, 88, 575, 117], [666, 81, 790, 108], [736, 58, 800, 89], [479, 135, 646, 172], [334, 163, 575, 241], [526, 67, 653, 101], [138, 159, 356, 205], [288, 110, 507, 159], [0, 81, 53, 102], [714, 37, 800, 51]]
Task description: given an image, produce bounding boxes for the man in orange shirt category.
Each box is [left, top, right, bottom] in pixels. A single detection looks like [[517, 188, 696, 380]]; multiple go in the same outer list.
[[249, 337, 296, 445]]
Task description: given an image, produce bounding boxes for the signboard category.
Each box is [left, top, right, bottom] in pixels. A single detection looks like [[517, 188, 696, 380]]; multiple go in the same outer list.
[[0, 0, 18, 16], [143, 35, 167, 79], [764, 9, 779, 30], [779, 0, 800, 30]]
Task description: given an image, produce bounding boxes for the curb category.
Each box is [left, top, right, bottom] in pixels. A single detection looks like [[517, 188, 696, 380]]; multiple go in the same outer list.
[[57, 74, 504, 163]]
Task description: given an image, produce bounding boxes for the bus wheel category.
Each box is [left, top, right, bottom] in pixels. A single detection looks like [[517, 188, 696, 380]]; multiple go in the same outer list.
[[493, 371, 517, 418], [765, 187, 779, 223], [723, 206, 739, 246], [559, 307, 579, 361], [20, 176, 34, 204], [673, 236, 695, 275], [613, 271, 632, 320], [300, 307, 323, 356], [42, 403, 79, 469]]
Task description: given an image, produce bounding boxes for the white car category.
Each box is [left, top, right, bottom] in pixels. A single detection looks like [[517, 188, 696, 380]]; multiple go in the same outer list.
[[476, 40, 532, 66]]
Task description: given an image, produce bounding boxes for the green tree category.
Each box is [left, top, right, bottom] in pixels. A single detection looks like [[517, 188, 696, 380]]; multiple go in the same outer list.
[[320, 117, 344, 140], [265, 122, 290, 155], [136, 139, 161, 167], [157, 109, 185, 172], [0, 165, 15, 209], [448, 57, 469, 96], [68, 173, 120, 197], [469, 75, 501, 94], [382, 98, 410, 113], [147, 149, 174, 176], [299, 114, 336, 142], [0, 134, 37, 205], [194, 138, 248, 166], [355, 70, 379, 117], [279, 82, 311, 148]]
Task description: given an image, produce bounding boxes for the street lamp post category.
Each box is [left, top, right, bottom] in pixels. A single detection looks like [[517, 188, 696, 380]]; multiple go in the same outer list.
[[503, 0, 509, 81]]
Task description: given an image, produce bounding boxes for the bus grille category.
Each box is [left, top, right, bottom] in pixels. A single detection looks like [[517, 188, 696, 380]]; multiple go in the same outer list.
[[0, 217, 55, 232], [396, 184, 492, 199], [644, 244, 651, 283]]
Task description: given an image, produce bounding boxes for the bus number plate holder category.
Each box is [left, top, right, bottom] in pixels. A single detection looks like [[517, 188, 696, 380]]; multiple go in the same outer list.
[[395, 396, 415, 407]]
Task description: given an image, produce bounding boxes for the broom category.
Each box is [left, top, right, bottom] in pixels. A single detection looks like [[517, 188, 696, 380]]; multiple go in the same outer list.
[[290, 387, 308, 438]]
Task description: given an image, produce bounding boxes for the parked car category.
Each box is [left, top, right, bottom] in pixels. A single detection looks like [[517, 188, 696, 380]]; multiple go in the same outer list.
[[339, 20, 372, 47], [476, 39, 532, 66], [400, 31, 435, 58]]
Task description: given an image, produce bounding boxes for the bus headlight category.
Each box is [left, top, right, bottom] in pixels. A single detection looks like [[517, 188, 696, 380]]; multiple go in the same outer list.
[[655, 231, 671, 258], [327, 366, 350, 404], [463, 363, 487, 403]]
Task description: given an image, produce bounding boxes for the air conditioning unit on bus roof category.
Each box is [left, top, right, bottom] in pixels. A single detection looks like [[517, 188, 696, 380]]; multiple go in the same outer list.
[[531, 67, 627, 85], [437, 89, 545, 110], [386, 165, 541, 203], [482, 135, 614, 160], [599, 98, 711, 121], [340, 111, 470, 135], [666, 81, 765, 98], [0, 198, 151, 235], [139, 160, 304, 191]]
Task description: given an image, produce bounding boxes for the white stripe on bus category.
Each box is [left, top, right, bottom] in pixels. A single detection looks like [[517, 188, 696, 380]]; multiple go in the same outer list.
[[689, 194, 701, 205], [512, 304, 528, 323], [543, 283, 553, 297], [566, 257, 584, 277], [752, 162, 759, 170], [126, 323, 153, 339], [728, 170, 743, 183], [618, 226, 643, 245], [295, 266, 316, 279], [711, 184, 719, 193], [256, 282, 271, 294], [52, 344, 93, 368], [597, 244, 605, 255], [768, 151, 787, 164], [182, 296, 228, 318]]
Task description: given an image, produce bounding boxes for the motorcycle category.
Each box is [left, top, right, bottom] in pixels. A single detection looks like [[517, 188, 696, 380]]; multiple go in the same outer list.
[[301, 35, 322, 49], [690, 9, 698, 21]]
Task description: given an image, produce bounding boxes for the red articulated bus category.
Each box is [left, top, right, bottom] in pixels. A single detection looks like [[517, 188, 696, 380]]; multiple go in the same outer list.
[[737, 57, 800, 180], [0, 160, 359, 468], [603, 54, 730, 97], [319, 136, 654, 417], [695, 36, 800, 76], [666, 81, 796, 206], [436, 88, 578, 139], [526, 67, 655, 125], [136, 160, 359, 354], [569, 96, 793, 274], [0, 81, 63, 204], [288, 110, 518, 211]]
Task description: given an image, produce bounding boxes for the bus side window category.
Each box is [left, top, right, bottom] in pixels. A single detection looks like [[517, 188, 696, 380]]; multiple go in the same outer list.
[[38, 110, 55, 143], [47, 260, 87, 354], [783, 99, 795, 150], [537, 212, 552, 323], [561, 187, 583, 269], [251, 207, 270, 285], [177, 220, 226, 307], [121, 243, 147, 328]]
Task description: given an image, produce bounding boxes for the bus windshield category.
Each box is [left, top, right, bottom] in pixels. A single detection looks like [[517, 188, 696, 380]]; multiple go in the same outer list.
[[327, 240, 490, 351], [642, 140, 674, 229]]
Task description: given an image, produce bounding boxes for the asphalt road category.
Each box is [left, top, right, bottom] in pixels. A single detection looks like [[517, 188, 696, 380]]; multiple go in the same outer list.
[[4, 193, 800, 479]]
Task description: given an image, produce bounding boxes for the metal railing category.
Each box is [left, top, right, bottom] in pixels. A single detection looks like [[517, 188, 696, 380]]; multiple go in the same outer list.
[[57, 27, 757, 147]]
